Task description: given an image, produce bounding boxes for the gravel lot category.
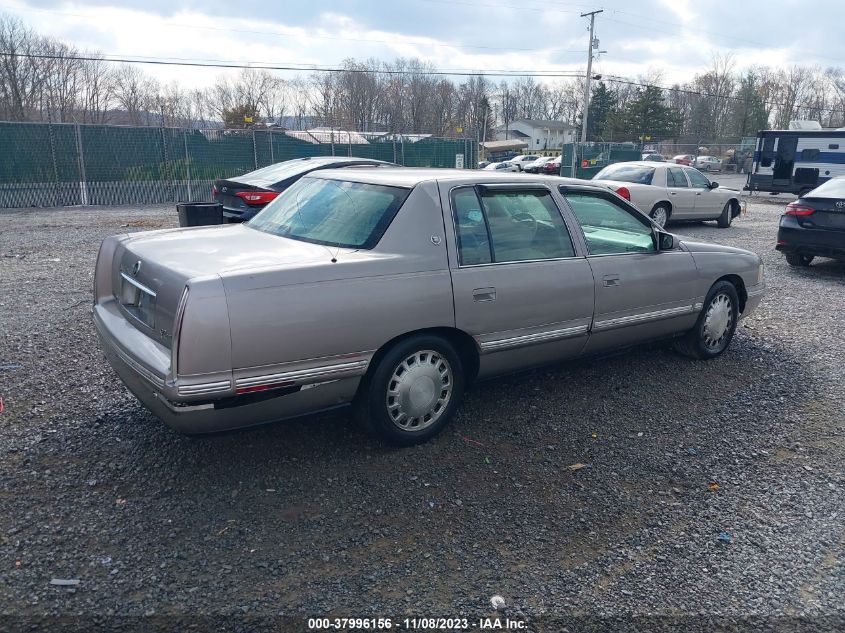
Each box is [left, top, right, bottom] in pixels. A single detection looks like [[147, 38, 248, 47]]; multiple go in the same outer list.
[[1, 195, 843, 631]]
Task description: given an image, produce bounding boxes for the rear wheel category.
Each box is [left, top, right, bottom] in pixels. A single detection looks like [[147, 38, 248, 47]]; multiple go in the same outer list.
[[355, 335, 465, 446], [716, 201, 733, 228], [649, 204, 670, 228], [785, 252, 814, 267], [674, 281, 739, 360]]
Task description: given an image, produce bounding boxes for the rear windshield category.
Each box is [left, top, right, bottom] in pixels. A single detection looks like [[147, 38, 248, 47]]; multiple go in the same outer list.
[[807, 178, 845, 198], [594, 164, 655, 185], [238, 159, 328, 187], [248, 177, 410, 249]]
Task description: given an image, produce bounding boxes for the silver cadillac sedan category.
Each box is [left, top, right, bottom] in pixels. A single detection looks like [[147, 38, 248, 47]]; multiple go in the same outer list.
[[93, 169, 765, 445]]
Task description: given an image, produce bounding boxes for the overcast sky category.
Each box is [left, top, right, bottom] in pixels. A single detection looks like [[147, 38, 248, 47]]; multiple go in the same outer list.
[[3, 0, 843, 87]]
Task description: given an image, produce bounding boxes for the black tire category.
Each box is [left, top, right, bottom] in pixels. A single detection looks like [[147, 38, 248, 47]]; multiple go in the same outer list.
[[355, 335, 465, 446], [785, 252, 814, 267], [716, 201, 733, 228], [649, 204, 670, 228], [674, 280, 740, 360]]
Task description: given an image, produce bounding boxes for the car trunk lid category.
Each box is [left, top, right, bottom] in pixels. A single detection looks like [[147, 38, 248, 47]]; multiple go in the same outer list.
[[113, 225, 332, 346], [797, 197, 845, 231], [213, 179, 271, 215]]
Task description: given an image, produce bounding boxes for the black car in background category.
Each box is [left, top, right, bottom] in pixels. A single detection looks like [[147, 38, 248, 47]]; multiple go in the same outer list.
[[212, 157, 396, 222], [776, 176, 845, 267]]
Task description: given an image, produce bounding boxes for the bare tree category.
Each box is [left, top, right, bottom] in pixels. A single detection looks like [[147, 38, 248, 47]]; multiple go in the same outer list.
[[40, 39, 83, 122], [111, 64, 159, 125], [0, 14, 45, 120], [79, 55, 114, 123]]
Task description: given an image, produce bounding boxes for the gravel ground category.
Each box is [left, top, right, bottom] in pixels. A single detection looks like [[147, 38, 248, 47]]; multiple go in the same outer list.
[[0, 198, 843, 631]]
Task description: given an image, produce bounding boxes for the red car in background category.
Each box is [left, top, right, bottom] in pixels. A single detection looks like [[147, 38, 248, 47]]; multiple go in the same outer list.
[[540, 156, 562, 175], [673, 154, 694, 166]]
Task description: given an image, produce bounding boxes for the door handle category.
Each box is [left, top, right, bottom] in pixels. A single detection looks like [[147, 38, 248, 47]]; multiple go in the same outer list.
[[669, 191, 677, 195], [602, 274, 620, 287], [696, 192, 703, 196], [472, 287, 496, 302]]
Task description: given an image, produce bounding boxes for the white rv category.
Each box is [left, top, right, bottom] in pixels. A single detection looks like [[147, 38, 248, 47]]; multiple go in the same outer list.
[[745, 129, 845, 195]]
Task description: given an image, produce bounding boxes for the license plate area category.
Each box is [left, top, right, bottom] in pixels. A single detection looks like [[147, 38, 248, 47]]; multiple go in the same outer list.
[[119, 272, 156, 329]]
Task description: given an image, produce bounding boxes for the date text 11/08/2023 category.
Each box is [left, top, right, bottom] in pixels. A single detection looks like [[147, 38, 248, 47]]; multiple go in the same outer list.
[[307, 617, 527, 630]]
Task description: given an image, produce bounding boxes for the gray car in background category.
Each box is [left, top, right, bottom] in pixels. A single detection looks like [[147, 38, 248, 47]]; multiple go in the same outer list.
[[94, 169, 764, 445]]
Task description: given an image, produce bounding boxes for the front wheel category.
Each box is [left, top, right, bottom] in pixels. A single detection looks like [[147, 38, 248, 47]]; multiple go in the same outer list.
[[785, 252, 814, 267], [716, 201, 733, 228], [355, 335, 465, 446], [674, 281, 739, 360]]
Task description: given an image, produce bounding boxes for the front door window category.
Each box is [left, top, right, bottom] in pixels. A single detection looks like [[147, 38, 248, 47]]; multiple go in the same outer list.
[[561, 192, 655, 255]]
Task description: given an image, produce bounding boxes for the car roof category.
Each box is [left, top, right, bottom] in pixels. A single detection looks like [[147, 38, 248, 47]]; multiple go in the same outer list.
[[293, 156, 391, 165], [309, 167, 608, 190], [601, 161, 664, 169]]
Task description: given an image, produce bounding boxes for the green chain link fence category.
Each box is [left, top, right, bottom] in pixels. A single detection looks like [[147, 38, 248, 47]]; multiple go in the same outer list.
[[0, 121, 477, 208]]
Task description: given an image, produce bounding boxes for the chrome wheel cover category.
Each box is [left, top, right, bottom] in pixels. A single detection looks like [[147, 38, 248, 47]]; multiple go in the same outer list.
[[386, 350, 453, 431], [651, 207, 668, 228], [702, 292, 734, 351]]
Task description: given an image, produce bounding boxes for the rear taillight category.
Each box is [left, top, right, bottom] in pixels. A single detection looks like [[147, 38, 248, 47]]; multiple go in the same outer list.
[[615, 186, 631, 201], [172, 286, 189, 376], [212, 184, 218, 197], [235, 191, 279, 206], [785, 203, 815, 216]]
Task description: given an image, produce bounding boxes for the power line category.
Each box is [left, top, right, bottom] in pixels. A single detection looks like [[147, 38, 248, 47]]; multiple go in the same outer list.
[[4, 48, 841, 115], [0, 50, 586, 78]]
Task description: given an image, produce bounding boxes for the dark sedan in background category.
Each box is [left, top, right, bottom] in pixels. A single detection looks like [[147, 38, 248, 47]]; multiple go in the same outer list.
[[776, 176, 845, 267], [212, 157, 395, 222]]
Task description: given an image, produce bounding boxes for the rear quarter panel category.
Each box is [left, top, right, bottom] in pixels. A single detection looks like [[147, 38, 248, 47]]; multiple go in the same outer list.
[[627, 184, 664, 215]]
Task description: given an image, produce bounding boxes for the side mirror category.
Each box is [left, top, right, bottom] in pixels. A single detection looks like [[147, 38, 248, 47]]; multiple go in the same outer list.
[[656, 231, 675, 250], [709, 181, 719, 189]]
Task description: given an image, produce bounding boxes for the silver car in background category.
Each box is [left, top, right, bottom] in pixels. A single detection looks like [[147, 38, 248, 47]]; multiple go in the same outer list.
[[94, 169, 764, 445], [693, 155, 723, 172], [592, 161, 744, 228], [483, 161, 519, 172]]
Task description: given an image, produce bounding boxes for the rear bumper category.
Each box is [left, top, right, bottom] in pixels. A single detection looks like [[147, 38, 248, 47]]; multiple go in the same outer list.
[[776, 216, 845, 259], [221, 206, 262, 222], [94, 304, 361, 434]]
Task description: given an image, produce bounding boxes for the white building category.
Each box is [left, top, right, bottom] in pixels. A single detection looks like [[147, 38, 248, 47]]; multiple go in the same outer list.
[[494, 119, 577, 150]]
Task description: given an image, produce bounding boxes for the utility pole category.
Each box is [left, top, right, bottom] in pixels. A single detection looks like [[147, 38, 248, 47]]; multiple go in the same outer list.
[[580, 9, 602, 145], [572, 9, 602, 177]]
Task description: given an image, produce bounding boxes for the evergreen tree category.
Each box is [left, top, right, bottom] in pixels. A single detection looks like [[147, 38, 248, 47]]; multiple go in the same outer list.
[[587, 82, 615, 141], [610, 85, 682, 141], [727, 71, 769, 137]]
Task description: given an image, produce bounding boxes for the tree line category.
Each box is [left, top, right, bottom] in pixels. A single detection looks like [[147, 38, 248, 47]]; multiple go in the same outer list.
[[3, 13, 845, 144]]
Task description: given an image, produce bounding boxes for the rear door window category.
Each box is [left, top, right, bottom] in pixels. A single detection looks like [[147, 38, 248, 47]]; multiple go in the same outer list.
[[451, 187, 575, 265], [667, 167, 688, 188], [452, 188, 492, 265]]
